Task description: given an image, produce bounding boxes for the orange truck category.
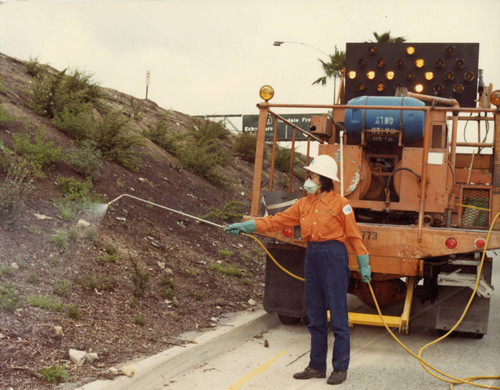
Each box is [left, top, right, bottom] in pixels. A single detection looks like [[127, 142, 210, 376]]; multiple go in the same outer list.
[[248, 43, 500, 336]]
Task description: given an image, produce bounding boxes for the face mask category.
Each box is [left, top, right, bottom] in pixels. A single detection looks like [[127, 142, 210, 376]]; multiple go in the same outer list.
[[304, 178, 319, 195]]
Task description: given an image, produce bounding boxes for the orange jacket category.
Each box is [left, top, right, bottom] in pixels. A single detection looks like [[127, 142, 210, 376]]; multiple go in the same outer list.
[[254, 191, 368, 256]]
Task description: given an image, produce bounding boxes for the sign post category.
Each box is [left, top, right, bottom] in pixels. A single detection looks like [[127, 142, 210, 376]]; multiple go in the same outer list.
[[145, 70, 151, 100]]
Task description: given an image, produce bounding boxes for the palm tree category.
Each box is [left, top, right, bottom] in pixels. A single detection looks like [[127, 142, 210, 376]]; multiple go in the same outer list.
[[369, 31, 406, 43]]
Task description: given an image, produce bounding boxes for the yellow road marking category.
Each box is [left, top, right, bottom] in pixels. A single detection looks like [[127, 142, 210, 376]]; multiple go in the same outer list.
[[226, 351, 288, 390]]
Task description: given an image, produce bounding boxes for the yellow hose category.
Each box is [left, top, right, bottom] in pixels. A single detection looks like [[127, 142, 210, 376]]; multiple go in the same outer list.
[[243, 219, 500, 389]]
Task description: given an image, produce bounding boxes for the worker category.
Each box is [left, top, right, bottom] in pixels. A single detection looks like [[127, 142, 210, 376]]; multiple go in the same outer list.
[[226, 154, 371, 385]]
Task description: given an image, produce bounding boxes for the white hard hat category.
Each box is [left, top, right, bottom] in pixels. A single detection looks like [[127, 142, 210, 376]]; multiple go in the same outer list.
[[304, 154, 340, 182]]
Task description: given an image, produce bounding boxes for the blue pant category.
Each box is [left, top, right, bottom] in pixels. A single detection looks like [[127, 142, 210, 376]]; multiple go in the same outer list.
[[305, 240, 350, 372]]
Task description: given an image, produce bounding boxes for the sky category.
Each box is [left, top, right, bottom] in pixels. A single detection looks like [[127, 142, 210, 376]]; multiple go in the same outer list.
[[0, 0, 499, 127]]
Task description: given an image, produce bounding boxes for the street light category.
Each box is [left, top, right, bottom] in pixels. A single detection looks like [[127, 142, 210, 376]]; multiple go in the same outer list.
[[273, 41, 336, 105]]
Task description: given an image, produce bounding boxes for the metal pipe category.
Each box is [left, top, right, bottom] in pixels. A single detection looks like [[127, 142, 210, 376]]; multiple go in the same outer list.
[[107, 194, 226, 229], [339, 130, 345, 197]]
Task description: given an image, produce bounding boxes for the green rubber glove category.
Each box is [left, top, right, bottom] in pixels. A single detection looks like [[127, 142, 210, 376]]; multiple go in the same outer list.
[[356, 254, 371, 283], [225, 220, 257, 236]]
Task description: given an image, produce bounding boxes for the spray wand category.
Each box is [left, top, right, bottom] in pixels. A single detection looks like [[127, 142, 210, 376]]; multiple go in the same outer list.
[[107, 194, 226, 230]]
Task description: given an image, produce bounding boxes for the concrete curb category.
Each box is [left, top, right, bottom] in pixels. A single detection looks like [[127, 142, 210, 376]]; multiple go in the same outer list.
[[76, 309, 280, 390]]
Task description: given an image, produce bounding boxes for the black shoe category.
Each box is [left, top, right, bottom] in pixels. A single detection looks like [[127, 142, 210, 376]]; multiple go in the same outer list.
[[293, 367, 326, 379], [327, 370, 347, 385]]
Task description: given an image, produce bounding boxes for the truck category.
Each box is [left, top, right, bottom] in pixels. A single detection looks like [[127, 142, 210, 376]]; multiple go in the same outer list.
[[246, 42, 500, 337]]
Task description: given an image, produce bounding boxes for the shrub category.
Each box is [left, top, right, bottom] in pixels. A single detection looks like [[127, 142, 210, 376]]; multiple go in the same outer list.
[[160, 277, 174, 299], [91, 111, 142, 171], [0, 282, 22, 311], [0, 104, 10, 124], [143, 115, 179, 154], [49, 230, 69, 251], [25, 57, 47, 78], [201, 200, 244, 223], [53, 279, 71, 297], [39, 365, 70, 385], [53, 105, 94, 141], [66, 304, 80, 320], [130, 257, 149, 297], [208, 262, 242, 278], [55, 175, 93, 202], [12, 127, 62, 170], [68, 140, 102, 180], [233, 132, 256, 162], [0, 164, 31, 228], [134, 314, 146, 326], [78, 273, 112, 291], [27, 295, 63, 311], [98, 244, 119, 263], [0, 76, 6, 94]]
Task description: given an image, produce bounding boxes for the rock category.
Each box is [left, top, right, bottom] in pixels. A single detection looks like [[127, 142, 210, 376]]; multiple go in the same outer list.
[[109, 367, 120, 376], [77, 219, 90, 228], [10, 263, 19, 270], [210, 317, 218, 323], [248, 298, 257, 306], [121, 364, 135, 377], [53, 326, 63, 335], [69, 349, 87, 367], [0, 333, 5, 339], [157, 261, 166, 269], [34, 213, 53, 220], [86, 352, 99, 363]]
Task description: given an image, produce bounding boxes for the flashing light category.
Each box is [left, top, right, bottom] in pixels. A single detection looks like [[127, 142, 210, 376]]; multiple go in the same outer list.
[[386, 71, 395, 80], [455, 58, 464, 69], [406, 46, 415, 55], [414, 84, 424, 93], [259, 85, 275, 101], [453, 83, 464, 94], [282, 227, 294, 238], [445, 237, 458, 250], [435, 58, 444, 68], [348, 70, 357, 79], [425, 72, 434, 80], [445, 71, 454, 81], [464, 72, 475, 81], [377, 83, 385, 92], [367, 71, 376, 80], [474, 238, 486, 249], [377, 58, 385, 68], [415, 59, 425, 68]]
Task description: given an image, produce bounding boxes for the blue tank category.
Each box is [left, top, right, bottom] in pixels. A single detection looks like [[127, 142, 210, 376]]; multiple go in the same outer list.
[[344, 96, 425, 143]]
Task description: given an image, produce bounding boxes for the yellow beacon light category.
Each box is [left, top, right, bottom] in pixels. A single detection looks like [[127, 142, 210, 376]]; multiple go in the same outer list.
[[259, 85, 275, 102], [348, 70, 357, 79]]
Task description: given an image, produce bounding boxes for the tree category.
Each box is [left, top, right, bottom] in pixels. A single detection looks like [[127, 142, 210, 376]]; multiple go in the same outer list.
[[369, 31, 406, 43], [312, 31, 406, 87]]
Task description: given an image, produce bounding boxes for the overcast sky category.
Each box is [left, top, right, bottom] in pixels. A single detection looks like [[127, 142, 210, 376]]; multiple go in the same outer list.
[[0, 0, 498, 123]]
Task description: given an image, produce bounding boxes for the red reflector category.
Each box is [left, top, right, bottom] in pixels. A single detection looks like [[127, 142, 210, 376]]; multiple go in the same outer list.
[[283, 227, 294, 238], [474, 238, 486, 249], [445, 237, 458, 250]]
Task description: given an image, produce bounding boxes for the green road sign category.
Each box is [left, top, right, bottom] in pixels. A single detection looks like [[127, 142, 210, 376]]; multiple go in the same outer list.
[[242, 113, 318, 140]]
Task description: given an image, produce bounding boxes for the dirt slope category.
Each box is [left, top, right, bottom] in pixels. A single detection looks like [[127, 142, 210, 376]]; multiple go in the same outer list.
[[0, 52, 291, 389]]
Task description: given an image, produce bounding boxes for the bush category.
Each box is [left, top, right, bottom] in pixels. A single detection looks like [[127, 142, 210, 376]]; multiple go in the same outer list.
[[25, 57, 47, 78], [55, 175, 93, 202], [0, 164, 31, 228], [130, 257, 149, 297], [12, 127, 62, 170], [68, 140, 102, 180], [233, 132, 256, 162], [39, 365, 70, 385], [143, 115, 179, 154], [0, 282, 22, 311], [53, 105, 94, 141], [91, 111, 142, 171], [201, 200, 244, 223]]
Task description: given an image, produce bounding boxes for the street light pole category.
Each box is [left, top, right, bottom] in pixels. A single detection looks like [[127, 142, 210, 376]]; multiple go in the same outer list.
[[273, 41, 336, 106]]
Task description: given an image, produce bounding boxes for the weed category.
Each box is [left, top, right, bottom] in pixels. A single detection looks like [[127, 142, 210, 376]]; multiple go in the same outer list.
[[202, 200, 244, 223], [127, 296, 137, 308], [68, 140, 103, 180], [50, 230, 69, 251], [218, 249, 233, 258], [0, 76, 6, 94], [186, 268, 197, 276], [233, 132, 257, 162], [48, 252, 58, 265], [0, 103, 11, 124], [27, 225, 42, 235], [25, 57, 47, 78], [130, 257, 149, 297], [85, 228, 98, 245], [188, 291, 203, 302], [98, 244, 119, 263], [67, 226, 79, 242], [0, 164, 32, 228], [0, 262, 15, 277], [27, 295, 63, 311], [55, 176, 93, 202], [208, 262, 242, 278], [13, 127, 62, 170], [39, 365, 70, 385], [241, 278, 252, 286], [53, 279, 71, 297], [0, 282, 22, 311], [133, 314, 146, 326], [66, 304, 81, 320], [160, 277, 174, 299], [129, 97, 143, 120], [143, 115, 179, 154], [78, 273, 112, 291], [27, 272, 39, 284]]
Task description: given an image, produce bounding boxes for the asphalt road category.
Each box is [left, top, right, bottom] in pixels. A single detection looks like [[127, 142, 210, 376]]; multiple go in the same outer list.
[[158, 255, 500, 390]]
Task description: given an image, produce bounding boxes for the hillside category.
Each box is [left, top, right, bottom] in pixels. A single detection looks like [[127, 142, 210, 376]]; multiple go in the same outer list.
[[0, 52, 295, 389]]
